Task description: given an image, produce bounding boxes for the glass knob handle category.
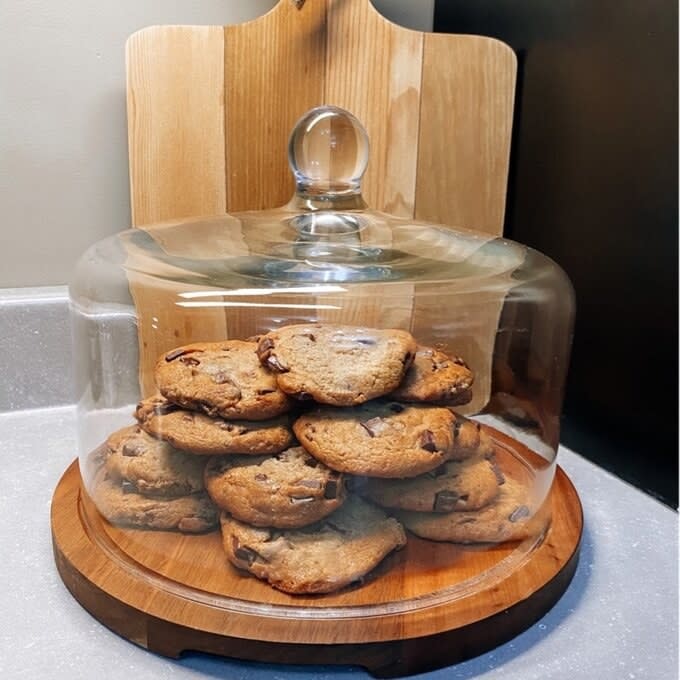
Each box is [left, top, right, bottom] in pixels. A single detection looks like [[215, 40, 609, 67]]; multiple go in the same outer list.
[[288, 106, 369, 202]]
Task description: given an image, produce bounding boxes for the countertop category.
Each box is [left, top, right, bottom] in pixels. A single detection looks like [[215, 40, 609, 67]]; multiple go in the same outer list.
[[1, 405, 677, 680]]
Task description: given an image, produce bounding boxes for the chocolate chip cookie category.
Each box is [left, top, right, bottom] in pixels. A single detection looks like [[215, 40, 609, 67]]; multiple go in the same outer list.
[[155, 340, 293, 420], [92, 469, 218, 533], [220, 496, 407, 594], [104, 425, 206, 497], [390, 346, 474, 405], [294, 402, 493, 478], [358, 454, 503, 513], [256, 324, 417, 406], [394, 479, 533, 543], [205, 447, 346, 528], [135, 394, 294, 456]]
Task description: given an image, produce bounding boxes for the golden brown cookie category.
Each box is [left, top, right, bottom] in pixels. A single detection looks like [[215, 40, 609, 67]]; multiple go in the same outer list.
[[204, 447, 346, 528], [390, 346, 474, 405], [357, 454, 503, 513], [155, 340, 293, 420], [256, 324, 417, 406], [220, 496, 407, 594], [294, 401, 493, 478], [135, 394, 294, 456], [92, 469, 218, 533], [104, 425, 206, 497], [394, 479, 533, 543]]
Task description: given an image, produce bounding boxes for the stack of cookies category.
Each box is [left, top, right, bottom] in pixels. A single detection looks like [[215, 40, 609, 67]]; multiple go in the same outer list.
[[93, 425, 219, 534], [93, 339, 299, 533], [91, 324, 533, 595]]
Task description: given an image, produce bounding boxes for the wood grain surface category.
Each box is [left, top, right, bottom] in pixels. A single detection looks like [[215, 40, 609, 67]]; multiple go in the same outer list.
[[127, 26, 227, 226], [127, 0, 515, 226], [51, 426, 582, 676], [124, 0, 517, 400]]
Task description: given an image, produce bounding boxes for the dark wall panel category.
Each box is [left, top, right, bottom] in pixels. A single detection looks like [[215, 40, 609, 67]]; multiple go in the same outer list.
[[435, 1, 678, 506]]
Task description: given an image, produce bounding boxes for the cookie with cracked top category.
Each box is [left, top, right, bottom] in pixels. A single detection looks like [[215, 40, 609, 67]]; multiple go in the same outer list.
[[135, 394, 294, 456], [155, 340, 293, 420], [104, 425, 207, 497], [204, 446, 345, 528], [394, 479, 533, 544], [358, 454, 503, 513], [390, 346, 474, 405], [256, 324, 417, 406], [92, 469, 218, 533], [293, 401, 493, 478], [220, 495, 407, 594]]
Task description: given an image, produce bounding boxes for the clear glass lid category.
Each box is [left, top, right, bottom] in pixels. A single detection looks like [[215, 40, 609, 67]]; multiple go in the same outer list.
[[70, 105, 575, 616], [77, 106, 559, 292]]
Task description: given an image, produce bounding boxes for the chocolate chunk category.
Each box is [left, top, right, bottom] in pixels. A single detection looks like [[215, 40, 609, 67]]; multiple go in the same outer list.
[[420, 429, 438, 452], [433, 490, 459, 512], [121, 480, 136, 494], [301, 333, 316, 342], [255, 338, 274, 364], [509, 505, 530, 522], [388, 402, 405, 413], [165, 348, 191, 362], [258, 337, 274, 352], [324, 478, 339, 499], [449, 387, 473, 404], [356, 337, 377, 346], [360, 417, 383, 437], [122, 442, 142, 457], [256, 387, 277, 395], [254, 473, 268, 482], [266, 355, 289, 373], [180, 356, 201, 366], [303, 457, 319, 467], [234, 545, 261, 566]]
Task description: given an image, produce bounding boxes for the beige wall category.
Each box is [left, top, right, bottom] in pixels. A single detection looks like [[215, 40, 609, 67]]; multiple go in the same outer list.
[[0, 1, 433, 288]]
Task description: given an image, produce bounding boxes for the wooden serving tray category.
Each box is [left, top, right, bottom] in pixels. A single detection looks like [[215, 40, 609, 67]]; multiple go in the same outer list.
[[51, 428, 582, 677]]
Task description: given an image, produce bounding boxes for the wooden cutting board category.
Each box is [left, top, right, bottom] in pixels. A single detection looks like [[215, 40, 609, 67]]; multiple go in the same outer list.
[[126, 0, 516, 229], [124, 0, 517, 400]]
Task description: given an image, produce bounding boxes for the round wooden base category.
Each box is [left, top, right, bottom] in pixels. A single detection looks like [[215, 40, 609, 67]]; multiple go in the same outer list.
[[51, 449, 582, 678]]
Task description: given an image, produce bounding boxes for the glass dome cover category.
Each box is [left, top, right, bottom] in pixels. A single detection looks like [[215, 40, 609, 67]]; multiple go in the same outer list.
[[70, 106, 575, 617]]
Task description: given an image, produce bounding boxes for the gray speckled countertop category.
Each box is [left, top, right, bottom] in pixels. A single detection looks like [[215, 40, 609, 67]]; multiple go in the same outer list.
[[1, 405, 677, 680], [0, 288, 677, 679]]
